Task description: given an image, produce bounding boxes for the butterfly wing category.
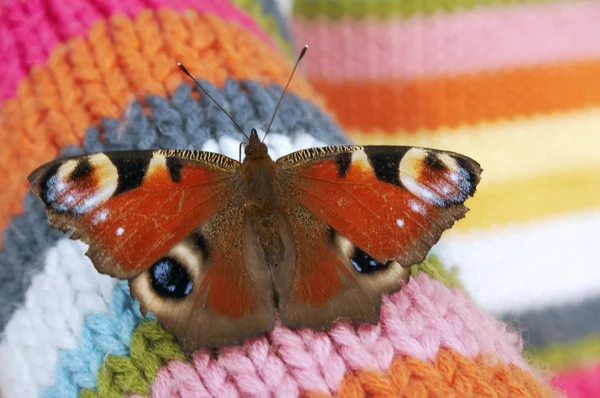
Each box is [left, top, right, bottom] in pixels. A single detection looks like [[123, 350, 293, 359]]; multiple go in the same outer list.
[[29, 150, 275, 350], [129, 199, 275, 351], [274, 145, 481, 328]]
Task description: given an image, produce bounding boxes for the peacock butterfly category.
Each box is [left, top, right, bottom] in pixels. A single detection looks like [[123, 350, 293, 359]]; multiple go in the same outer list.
[[28, 46, 481, 352]]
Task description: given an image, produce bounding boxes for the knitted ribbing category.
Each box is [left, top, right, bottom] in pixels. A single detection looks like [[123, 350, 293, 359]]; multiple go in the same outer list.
[[0, 240, 119, 398], [291, 1, 600, 395], [81, 321, 185, 398]]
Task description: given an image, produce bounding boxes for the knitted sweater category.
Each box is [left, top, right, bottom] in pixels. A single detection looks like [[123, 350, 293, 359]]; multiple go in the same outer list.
[[0, 0, 564, 397]]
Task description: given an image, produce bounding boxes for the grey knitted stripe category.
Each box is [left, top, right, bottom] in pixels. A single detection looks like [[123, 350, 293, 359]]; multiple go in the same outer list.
[[0, 80, 346, 332], [501, 296, 600, 348]]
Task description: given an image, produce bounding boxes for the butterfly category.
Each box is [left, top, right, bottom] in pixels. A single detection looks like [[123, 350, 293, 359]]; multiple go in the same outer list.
[[28, 46, 481, 352]]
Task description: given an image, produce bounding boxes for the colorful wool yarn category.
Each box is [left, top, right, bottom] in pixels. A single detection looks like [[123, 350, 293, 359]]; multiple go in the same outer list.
[[0, 0, 560, 397], [292, 0, 600, 397]]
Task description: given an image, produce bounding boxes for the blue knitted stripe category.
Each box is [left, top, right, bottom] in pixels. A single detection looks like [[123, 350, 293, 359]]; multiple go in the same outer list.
[[42, 282, 143, 398]]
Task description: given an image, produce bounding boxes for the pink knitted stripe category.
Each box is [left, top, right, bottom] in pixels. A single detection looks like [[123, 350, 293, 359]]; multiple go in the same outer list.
[[0, 0, 272, 100], [147, 274, 527, 396], [552, 363, 600, 398], [293, 0, 600, 82]]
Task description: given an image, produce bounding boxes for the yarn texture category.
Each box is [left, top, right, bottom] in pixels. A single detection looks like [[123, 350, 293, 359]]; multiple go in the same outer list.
[[292, 0, 600, 396], [0, 0, 563, 397]]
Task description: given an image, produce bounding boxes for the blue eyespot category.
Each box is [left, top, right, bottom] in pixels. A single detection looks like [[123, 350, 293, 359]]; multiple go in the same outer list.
[[150, 257, 193, 298], [350, 247, 389, 274]]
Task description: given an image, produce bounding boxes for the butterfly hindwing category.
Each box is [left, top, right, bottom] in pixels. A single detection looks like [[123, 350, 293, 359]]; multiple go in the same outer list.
[[129, 199, 275, 352], [272, 203, 411, 329]]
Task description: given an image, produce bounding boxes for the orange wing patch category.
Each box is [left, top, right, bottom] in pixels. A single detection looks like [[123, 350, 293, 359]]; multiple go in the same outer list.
[[290, 226, 347, 307], [199, 252, 258, 317]]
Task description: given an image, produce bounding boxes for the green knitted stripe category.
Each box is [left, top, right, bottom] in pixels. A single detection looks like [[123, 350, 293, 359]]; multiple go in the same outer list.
[[230, 0, 294, 57], [80, 320, 185, 398], [527, 333, 600, 371], [293, 0, 571, 20], [411, 255, 465, 290]]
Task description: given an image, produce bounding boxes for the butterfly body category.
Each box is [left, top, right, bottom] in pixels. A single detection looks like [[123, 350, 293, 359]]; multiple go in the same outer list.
[[29, 128, 481, 352]]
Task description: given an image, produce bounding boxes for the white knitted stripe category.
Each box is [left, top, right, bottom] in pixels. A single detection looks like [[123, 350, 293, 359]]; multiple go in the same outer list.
[[0, 239, 115, 398], [435, 209, 600, 314], [203, 131, 329, 160]]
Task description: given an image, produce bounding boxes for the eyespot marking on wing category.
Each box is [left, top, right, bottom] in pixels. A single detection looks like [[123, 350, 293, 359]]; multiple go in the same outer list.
[[70, 158, 93, 179], [329, 228, 392, 274], [150, 257, 194, 299], [43, 154, 119, 214], [399, 148, 476, 206], [138, 238, 203, 300]]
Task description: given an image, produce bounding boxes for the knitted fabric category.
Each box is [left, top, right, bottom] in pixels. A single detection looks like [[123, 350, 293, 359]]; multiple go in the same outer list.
[[0, 0, 556, 397], [292, 0, 600, 397]]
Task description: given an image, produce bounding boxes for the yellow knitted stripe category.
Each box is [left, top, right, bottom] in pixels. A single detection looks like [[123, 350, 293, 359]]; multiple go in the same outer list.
[[349, 107, 600, 187], [455, 167, 600, 231]]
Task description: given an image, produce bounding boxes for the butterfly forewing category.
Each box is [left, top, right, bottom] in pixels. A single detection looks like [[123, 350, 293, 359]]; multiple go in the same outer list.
[[28, 150, 239, 278], [277, 145, 481, 268]]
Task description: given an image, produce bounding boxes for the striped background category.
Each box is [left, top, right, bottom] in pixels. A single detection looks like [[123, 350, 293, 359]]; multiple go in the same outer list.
[[291, 0, 600, 396]]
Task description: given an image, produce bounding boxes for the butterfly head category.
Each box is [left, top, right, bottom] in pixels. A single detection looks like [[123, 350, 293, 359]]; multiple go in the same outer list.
[[245, 128, 269, 159]]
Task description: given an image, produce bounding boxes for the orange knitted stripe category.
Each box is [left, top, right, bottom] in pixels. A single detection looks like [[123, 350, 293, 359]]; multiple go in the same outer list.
[[304, 348, 554, 397], [311, 58, 600, 133], [0, 9, 319, 242]]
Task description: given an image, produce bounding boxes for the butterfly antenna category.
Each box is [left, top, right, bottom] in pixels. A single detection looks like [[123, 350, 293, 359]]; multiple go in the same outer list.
[[178, 62, 249, 140], [262, 45, 308, 143]]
